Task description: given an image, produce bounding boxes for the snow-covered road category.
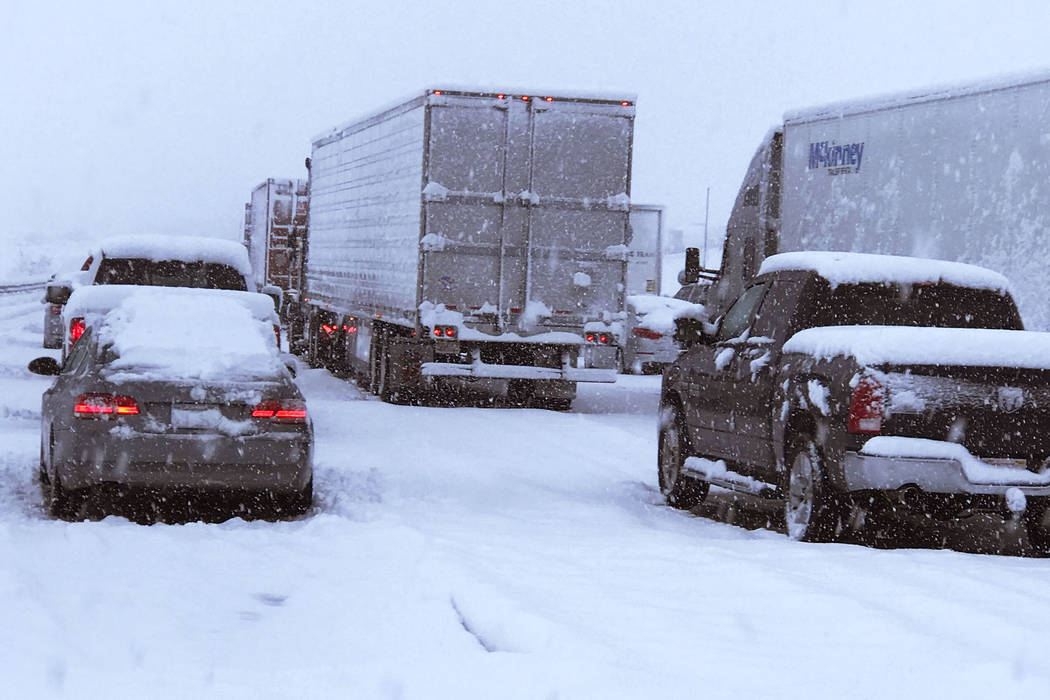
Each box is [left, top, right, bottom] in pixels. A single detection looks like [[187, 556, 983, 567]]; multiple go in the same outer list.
[[3, 289, 1050, 699]]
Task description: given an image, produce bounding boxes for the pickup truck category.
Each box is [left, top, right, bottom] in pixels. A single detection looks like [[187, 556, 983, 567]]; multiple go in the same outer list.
[[659, 250, 1050, 549]]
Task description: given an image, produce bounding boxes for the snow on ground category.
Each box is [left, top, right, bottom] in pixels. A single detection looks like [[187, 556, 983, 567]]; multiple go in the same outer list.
[[4, 287, 1050, 698]]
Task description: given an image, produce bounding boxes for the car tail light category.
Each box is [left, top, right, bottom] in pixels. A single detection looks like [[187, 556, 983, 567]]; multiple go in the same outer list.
[[632, 327, 663, 340], [321, 323, 336, 335], [274, 324, 282, 350], [848, 376, 884, 434], [69, 317, 86, 345], [74, 393, 139, 419], [585, 332, 597, 343], [599, 333, 611, 344], [80, 255, 93, 271], [252, 399, 307, 424], [433, 325, 457, 339]]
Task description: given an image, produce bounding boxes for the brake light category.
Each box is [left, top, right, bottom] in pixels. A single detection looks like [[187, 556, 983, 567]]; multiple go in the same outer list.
[[80, 255, 93, 271], [74, 393, 138, 419], [252, 399, 307, 424], [69, 317, 85, 345], [586, 333, 596, 343], [433, 325, 458, 339], [632, 327, 663, 340], [599, 333, 610, 344], [321, 324, 336, 335], [848, 376, 884, 434]]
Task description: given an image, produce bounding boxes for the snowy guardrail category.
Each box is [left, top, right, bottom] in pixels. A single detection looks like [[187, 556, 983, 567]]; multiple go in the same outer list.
[[0, 280, 47, 295]]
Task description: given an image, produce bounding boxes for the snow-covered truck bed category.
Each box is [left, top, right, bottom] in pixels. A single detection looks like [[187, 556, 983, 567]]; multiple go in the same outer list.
[[297, 88, 637, 407], [715, 70, 1050, 330]]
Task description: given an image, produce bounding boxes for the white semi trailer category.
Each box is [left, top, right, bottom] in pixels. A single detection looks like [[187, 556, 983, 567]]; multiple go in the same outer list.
[[294, 88, 637, 408], [709, 71, 1050, 329]]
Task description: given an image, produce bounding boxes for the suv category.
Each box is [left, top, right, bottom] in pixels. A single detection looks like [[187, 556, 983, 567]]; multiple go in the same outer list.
[[44, 235, 254, 349]]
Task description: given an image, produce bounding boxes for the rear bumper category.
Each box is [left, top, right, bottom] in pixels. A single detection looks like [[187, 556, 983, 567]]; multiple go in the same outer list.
[[421, 361, 617, 383], [56, 430, 312, 492], [843, 448, 1050, 496]]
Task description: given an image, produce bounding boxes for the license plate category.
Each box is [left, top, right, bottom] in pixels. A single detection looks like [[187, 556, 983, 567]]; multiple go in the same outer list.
[[172, 405, 212, 429]]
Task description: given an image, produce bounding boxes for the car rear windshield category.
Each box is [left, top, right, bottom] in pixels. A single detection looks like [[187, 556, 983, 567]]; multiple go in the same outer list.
[[96, 259, 247, 291], [802, 281, 1023, 331]]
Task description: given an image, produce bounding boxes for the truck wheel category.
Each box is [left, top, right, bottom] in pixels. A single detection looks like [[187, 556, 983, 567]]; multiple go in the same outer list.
[[785, 435, 843, 542], [1024, 498, 1050, 553], [658, 405, 708, 510], [306, 317, 322, 369]]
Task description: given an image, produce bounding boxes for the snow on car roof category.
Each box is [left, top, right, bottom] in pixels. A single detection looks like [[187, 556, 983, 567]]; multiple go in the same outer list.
[[783, 325, 1050, 370], [98, 235, 251, 276], [98, 288, 283, 381], [66, 285, 278, 324], [758, 251, 1011, 292]]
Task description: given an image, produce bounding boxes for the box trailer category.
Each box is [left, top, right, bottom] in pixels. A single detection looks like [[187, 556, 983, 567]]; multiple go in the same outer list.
[[625, 204, 664, 296], [710, 71, 1050, 330], [294, 88, 637, 407], [243, 178, 309, 294]]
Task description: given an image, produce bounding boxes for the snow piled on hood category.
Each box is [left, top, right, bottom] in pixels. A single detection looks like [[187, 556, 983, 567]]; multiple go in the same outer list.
[[784, 325, 1050, 369], [627, 294, 705, 334], [99, 290, 284, 381], [759, 251, 1011, 292], [99, 235, 252, 276]]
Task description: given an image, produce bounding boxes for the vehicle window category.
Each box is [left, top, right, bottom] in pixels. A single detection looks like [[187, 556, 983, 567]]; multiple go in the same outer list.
[[673, 285, 693, 301], [63, 330, 93, 375], [802, 281, 1023, 331], [95, 258, 246, 291], [718, 282, 768, 341], [751, 279, 804, 340], [690, 284, 710, 305], [203, 264, 247, 290], [96, 258, 149, 284]]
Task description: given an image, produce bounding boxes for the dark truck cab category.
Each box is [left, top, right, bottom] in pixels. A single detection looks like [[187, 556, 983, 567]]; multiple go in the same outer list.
[[659, 250, 1050, 547]]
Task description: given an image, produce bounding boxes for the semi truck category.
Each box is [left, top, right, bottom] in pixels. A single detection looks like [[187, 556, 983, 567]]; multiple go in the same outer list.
[[709, 70, 1050, 330], [243, 178, 309, 295], [292, 88, 637, 408]]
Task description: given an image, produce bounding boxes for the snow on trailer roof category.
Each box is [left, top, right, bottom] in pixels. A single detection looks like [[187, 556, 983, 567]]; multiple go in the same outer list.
[[313, 86, 637, 144], [66, 285, 278, 325], [785, 68, 1050, 124], [99, 289, 284, 382], [758, 251, 1011, 292], [98, 235, 252, 276]]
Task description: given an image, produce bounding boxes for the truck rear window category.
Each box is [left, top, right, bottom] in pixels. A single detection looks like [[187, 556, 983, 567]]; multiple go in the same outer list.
[[803, 281, 1023, 331], [96, 259, 247, 291]]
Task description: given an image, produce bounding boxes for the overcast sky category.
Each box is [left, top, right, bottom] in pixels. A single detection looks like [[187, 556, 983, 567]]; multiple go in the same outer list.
[[3, 0, 1049, 257]]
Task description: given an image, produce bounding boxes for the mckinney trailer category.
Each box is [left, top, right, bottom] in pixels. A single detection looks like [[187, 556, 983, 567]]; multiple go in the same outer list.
[[243, 178, 309, 295], [295, 88, 636, 408], [711, 71, 1050, 330]]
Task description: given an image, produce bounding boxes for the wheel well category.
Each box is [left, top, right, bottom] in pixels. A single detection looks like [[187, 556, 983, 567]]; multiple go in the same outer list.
[[784, 410, 815, 454]]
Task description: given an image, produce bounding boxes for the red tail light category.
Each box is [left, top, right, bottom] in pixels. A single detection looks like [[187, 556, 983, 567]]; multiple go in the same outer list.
[[321, 323, 336, 335], [632, 327, 663, 340], [69, 317, 86, 345], [433, 325, 457, 339], [848, 376, 884, 434], [586, 333, 597, 343], [444, 327, 456, 338], [599, 333, 610, 344], [274, 324, 282, 350], [74, 393, 139, 419], [252, 399, 307, 424], [433, 327, 442, 337], [80, 255, 93, 271]]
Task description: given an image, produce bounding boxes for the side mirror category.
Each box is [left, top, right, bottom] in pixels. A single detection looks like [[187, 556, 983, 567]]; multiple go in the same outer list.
[[261, 284, 283, 311], [681, 247, 700, 285], [44, 283, 73, 305], [28, 357, 62, 376], [281, 353, 298, 378]]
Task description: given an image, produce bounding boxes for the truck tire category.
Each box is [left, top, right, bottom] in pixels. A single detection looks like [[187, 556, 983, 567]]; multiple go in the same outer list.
[[658, 404, 708, 510], [784, 434, 843, 542]]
